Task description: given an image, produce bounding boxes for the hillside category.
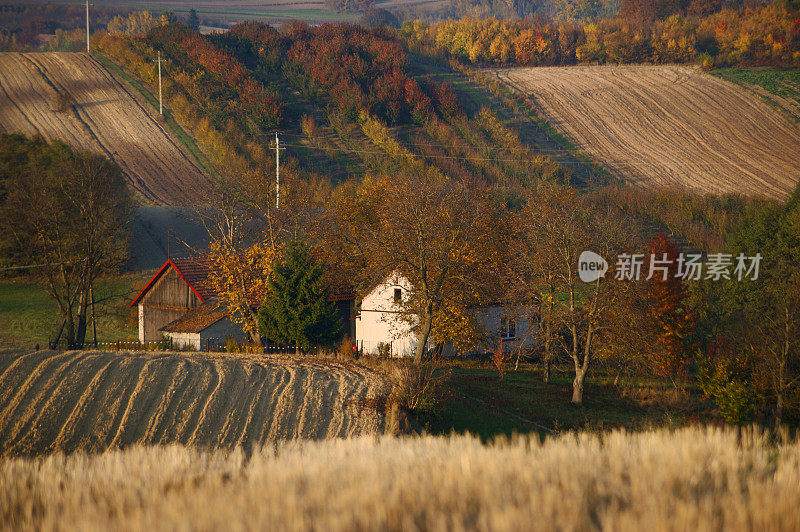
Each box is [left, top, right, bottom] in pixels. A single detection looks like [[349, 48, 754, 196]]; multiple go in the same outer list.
[[0, 52, 212, 206], [493, 65, 800, 199], [0, 350, 390, 457]]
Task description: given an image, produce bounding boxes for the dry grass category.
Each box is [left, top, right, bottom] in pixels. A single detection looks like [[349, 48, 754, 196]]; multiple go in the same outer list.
[[1, 426, 798, 530], [0, 350, 390, 457], [493, 65, 800, 199]]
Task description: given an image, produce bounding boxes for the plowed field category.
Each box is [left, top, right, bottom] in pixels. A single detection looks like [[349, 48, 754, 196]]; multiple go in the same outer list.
[[493, 65, 800, 199], [0, 52, 211, 205], [0, 350, 389, 457]]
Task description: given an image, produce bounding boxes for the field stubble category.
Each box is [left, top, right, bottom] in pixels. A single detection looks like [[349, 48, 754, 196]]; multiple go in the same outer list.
[[1, 426, 799, 530], [494, 65, 800, 199], [0, 52, 211, 205]]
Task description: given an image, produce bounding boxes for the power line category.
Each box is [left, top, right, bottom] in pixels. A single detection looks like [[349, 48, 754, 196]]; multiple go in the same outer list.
[[279, 141, 596, 165], [277, 131, 588, 155]]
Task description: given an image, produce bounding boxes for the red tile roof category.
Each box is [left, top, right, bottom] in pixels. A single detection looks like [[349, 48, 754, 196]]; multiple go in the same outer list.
[[159, 300, 228, 333]]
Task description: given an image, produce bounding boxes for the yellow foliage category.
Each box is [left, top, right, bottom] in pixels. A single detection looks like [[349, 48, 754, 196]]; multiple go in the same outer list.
[[207, 239, 278, 344]]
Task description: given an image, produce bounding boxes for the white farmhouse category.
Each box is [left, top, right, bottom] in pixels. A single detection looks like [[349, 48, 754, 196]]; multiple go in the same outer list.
[[355, 273, 423, 356], [355, 272, 537, 357]]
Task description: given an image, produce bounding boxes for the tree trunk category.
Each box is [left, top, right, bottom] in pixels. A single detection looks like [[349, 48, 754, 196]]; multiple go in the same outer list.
[[543, 318, 552, 383], [74, 289, 89, 349], [572, 368, 586, 404], [414, 303, 434, 365], [64, 306, 75, 349]]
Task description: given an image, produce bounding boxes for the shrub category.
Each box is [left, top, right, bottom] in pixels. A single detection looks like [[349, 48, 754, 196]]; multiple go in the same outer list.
[[388, 358, 450, 412]]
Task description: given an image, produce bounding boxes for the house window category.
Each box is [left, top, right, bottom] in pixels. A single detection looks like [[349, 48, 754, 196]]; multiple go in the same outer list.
[[500, 317, 516, 339], [393, 288, 402, 304]]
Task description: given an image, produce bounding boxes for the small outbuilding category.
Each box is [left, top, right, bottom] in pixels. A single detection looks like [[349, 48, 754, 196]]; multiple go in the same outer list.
[[130, 257, 245, 348]]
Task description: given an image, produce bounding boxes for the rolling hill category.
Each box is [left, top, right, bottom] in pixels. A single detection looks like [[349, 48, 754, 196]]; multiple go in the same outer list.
[[0, 349, 390, 457], [0, 52, 213, 206], [493, 65, 800, 199]]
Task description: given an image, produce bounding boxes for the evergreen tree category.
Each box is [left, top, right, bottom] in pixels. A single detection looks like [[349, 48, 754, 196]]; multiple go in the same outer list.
[[187, 9, 200, 31], [258, 241, 343, 353]]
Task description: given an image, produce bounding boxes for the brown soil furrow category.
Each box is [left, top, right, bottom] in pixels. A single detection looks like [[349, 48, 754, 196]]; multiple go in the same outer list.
[[0, 351, 82, 445], [0, 351, 388, 457], [233, 363, 273, 449], [184, 358, 222, 445], [41, 354, 120, 455], [111, 355, 182, 447], [0, 351, 49, 406], [143, 359, 192, 444], [189, 359, 248, 447], [492, 65, 800, 199], [106, 355, 154, 448], [0, 52, 212, 206], [246, 363, 293, 447], [265, 366, 304, 441], [3, 352, 105, 455], [218, 361, 264, 448], [170, 359, 216, 443]]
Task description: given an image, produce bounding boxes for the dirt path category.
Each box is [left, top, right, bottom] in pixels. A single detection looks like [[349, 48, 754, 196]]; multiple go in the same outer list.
[[0, 52, 213, 206], [492, 65, 800, 199], [0, 350, 390, 457]]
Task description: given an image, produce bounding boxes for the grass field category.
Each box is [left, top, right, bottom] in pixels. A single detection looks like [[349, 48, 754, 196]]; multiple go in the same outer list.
[[0, 276, 144, 348], [3, 426, 798, 530], [422, 365, 713, 440]]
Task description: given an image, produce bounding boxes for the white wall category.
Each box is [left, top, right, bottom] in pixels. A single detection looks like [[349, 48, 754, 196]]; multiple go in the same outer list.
[[165, 319, 247, 352], [355, 273, 420, 357], [168, 332, 201, 350], [472, 305, 537, 354], [138, 304, 145, 343]]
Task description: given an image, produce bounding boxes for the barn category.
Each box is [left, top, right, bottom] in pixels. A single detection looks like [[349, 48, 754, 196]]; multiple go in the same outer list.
[[129, 258, 246, 348]]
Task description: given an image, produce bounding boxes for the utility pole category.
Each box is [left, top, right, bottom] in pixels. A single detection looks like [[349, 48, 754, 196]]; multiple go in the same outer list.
[[153, 51, 163, 115], [85, 0, 90, 53], [271, 132, 285, 209]]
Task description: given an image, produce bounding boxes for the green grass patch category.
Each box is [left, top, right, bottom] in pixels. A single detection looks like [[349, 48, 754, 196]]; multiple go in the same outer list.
[[712, 66, 800, 99], [0, 275, 147, 348], [711, 66, 800, 120], [94, 52, 217, 178], [420, 364, 713, 441]]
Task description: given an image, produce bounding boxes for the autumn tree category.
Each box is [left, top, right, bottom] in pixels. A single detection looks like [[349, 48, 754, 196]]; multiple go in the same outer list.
[[508, 187, 564, 383], [335, 167, 500, 363], [187, 9, 200, 31], [717, 199, 800, 427], [199, 177, 278, 348], [517, 186, 634, 404], [642, 233, 693, 380], [0, 135, 133, 348]]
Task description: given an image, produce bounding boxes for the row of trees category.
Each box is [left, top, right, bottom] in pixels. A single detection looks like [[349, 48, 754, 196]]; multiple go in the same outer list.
[[401, 4, 800, 67], [225, 22, 461, 124]]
